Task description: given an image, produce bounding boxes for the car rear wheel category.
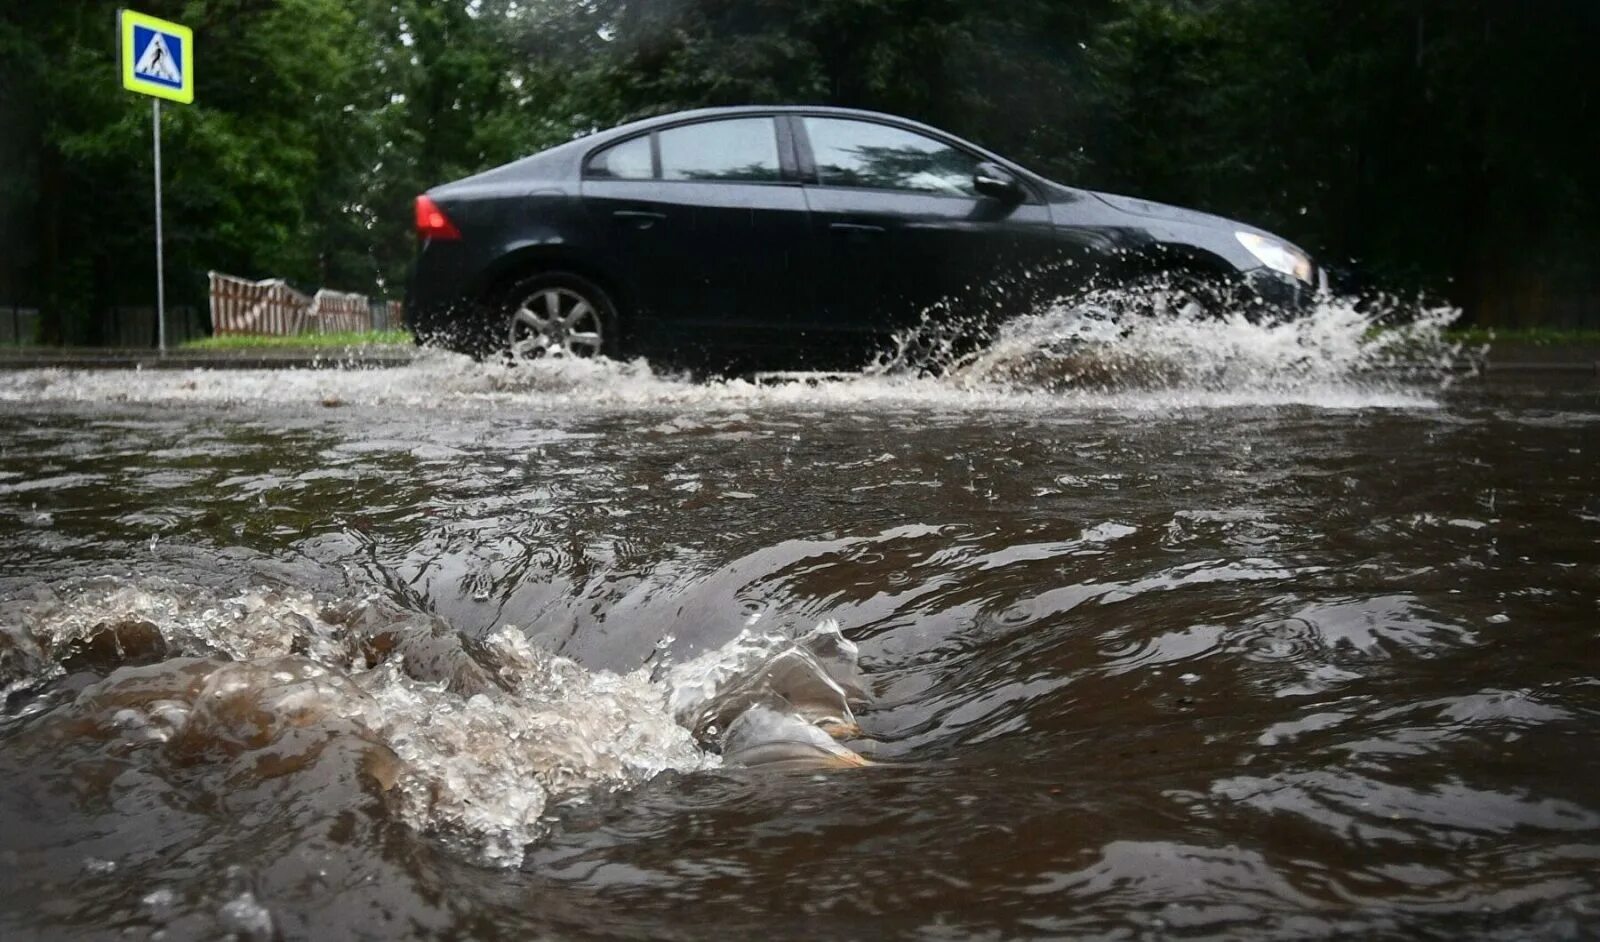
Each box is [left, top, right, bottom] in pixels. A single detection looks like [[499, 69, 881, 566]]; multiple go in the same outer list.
[[495, 273, 618, 362]]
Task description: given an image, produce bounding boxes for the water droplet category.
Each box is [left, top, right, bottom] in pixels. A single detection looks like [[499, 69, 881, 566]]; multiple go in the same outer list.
[[217, 892, 274, 941]]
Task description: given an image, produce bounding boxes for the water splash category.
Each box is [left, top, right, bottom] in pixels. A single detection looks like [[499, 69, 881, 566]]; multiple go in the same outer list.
[[0, 577, 868, 867], [664, 620, 867, 749], [0, 289, 1467, 413], [887, 282, 1471, 395]]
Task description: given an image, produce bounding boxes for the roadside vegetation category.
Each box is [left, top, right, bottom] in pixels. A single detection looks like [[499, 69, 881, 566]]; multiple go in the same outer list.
[[4, 1, 1597, 344], [1444, 328, 1600, 347], [181, 330, 412, 351]]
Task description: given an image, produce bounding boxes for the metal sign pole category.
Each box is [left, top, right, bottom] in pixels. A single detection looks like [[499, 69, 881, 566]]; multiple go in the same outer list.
[[153, 98, 166, 352], [122, 9, 193, 349]]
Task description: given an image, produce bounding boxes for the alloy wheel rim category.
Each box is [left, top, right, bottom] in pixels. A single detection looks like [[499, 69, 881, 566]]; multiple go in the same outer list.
[[508, 287, 603, 359]]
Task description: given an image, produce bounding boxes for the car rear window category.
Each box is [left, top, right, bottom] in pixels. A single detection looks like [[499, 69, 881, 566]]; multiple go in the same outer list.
[[658, 118, 781, 183], [587, 136, 653, 180], [804, 117, 980, 197]]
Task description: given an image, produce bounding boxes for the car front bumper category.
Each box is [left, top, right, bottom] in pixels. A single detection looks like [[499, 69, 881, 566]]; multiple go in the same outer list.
[[1245, 265, 1323, 313]]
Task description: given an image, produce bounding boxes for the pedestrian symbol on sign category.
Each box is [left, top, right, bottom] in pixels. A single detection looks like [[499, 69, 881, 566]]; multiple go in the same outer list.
[[119, 10, 194, 104], [133, 29, 182, 85]]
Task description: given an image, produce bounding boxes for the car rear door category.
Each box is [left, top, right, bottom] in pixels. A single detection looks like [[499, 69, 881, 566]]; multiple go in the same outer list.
[[580, 116, 811, 358], [792, 115, 1060, 350]]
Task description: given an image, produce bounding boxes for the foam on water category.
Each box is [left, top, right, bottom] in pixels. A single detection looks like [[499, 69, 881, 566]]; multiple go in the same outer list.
[[948, 289, 1467, 394], [0, 577, 865, 867], [0, 292, 1467, 412]]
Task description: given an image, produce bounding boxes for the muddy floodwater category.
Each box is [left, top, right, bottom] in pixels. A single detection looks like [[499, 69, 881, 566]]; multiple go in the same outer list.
[[1, 310, 1597, 940]]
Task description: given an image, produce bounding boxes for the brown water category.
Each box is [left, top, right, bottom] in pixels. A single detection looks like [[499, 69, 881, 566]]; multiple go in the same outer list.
[[1, 310, 1598, 940]]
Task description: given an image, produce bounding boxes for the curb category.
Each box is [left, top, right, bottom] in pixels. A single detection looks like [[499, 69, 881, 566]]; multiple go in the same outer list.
[[1476, 361, 1599, 376], [0, 350, 417, 371]]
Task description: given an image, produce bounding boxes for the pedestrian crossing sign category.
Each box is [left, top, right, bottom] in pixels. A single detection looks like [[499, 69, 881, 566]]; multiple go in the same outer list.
[[119, 10, 193, 104]]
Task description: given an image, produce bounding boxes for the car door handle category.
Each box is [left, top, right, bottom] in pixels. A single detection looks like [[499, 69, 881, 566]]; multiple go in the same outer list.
[[830, 223, 885, 235], [613, 210, 667, 230]]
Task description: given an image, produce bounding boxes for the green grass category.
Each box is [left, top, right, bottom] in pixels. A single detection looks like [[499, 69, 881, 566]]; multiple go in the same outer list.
[[1368, 326, 1600, 347], [182, 329, 412, 350], [1443, 327, 1600, 346]]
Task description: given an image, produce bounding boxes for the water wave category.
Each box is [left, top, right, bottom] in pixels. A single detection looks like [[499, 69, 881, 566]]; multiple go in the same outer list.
[[0, 577, 867, 867]]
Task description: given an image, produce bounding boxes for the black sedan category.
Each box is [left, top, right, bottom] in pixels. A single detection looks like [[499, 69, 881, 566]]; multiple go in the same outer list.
[[406, 106, 1322, 369]]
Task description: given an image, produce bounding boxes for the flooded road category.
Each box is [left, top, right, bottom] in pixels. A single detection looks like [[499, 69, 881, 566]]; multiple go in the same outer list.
[[1, 308, 1598, 939]]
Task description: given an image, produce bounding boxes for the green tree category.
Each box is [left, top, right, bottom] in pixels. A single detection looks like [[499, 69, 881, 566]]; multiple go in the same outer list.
[[4, 0, 1598, 342], [1081, 0, 1600, 323], [1, 0, 386, 342]]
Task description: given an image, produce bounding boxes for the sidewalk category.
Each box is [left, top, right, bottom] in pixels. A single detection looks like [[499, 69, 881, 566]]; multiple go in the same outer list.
[[1471, 342, 1600, 375], [0, 342, 1594, 375], [0, 345, 418, 370]]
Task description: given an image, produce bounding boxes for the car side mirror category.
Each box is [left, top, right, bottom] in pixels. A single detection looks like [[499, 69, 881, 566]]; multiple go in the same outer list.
[[973, 162, 1023, 201]]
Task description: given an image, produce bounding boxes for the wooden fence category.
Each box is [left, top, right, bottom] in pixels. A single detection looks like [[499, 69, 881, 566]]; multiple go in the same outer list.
[[371, 299, 404, 331], [209, 271, 400, 336], [308, 289, 371, 333]]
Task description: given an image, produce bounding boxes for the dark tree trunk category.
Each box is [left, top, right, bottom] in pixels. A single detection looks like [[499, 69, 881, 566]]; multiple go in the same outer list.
[[37, 141, 63, 346]]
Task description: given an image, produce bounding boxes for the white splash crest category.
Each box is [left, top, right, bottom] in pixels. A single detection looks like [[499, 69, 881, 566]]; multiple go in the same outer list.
[[0, 578, 870, 867], [948, 289, 1468, 396]]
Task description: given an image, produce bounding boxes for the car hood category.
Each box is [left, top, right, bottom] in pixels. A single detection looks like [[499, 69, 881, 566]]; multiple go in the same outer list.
[[1088, 189, 1318, 268], [1090, 191, 1244, 232]]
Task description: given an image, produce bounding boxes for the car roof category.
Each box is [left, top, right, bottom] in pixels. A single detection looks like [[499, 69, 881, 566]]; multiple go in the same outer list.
[[433, 105, 1043, 195], [589, 105, 1030, 176], [597, 105, 976, 148], [606, 104, 931, 130]]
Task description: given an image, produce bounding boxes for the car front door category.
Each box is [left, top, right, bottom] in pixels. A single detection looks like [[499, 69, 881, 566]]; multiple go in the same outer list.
[[793, 116, 1061, 359], [580, 116, 811, 359]]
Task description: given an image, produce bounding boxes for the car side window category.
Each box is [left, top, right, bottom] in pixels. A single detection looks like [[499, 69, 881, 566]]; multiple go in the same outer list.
[[587, 135, 653, 180], [804, 117, 981, 197], [658, 118, 782, 183]]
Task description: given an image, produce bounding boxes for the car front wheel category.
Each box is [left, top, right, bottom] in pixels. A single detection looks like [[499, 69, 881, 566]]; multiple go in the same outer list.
[[495, 273, 618, 362]]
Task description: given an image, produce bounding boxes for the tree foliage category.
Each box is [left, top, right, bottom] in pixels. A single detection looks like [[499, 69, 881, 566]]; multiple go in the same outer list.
[[2, 0, 1597, 342]]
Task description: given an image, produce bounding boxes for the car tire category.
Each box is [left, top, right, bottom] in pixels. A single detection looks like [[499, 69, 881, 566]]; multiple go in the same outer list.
[[483, 271, 620, 363]]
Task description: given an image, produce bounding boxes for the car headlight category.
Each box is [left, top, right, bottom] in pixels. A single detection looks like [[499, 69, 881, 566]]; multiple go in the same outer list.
[[1236, 232, 1314, 285]]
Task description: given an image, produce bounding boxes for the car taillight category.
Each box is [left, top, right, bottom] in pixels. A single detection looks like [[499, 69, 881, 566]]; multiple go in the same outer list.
[[415, 195, 462, 241]]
